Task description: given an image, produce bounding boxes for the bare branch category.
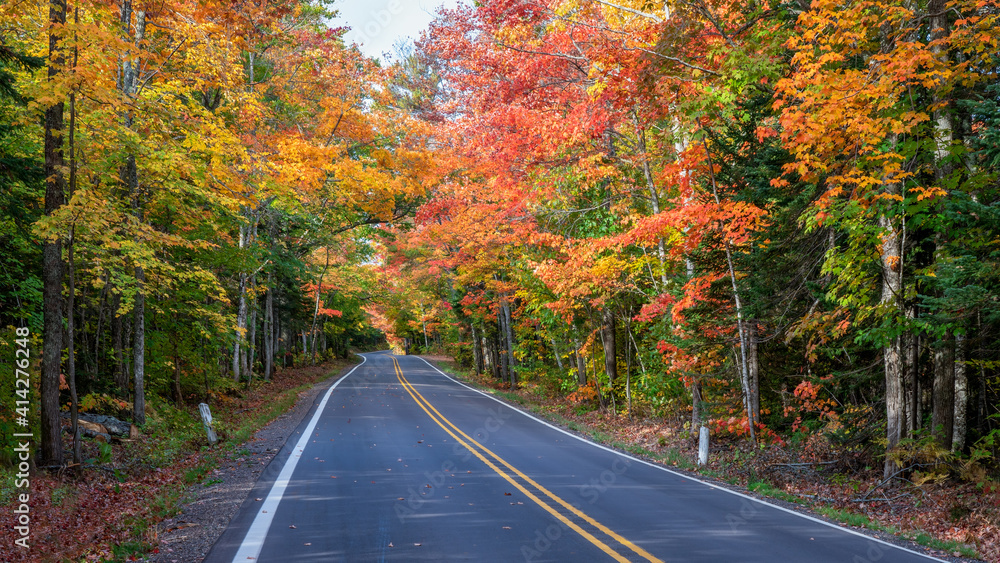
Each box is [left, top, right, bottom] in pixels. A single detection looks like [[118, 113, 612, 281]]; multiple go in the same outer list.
[[590, 0, 664, 22]]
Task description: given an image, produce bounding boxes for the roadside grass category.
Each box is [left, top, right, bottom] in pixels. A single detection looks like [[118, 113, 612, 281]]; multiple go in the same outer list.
[[815, 506, 978, 558], [425, 356, 981, 561], [747, 480, 804, 505]]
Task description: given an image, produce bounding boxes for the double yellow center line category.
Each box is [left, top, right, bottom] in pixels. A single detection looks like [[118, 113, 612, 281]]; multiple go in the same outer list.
[[391, 356, 662, 563]]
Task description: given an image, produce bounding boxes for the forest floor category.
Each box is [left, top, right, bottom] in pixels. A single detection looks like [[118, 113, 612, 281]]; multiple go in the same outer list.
[[420, 355, 1000, 563], [0, 357, 357, 563]]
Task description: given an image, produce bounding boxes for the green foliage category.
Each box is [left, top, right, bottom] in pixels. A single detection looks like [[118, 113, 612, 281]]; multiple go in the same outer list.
[[816, 506, 875, 529]]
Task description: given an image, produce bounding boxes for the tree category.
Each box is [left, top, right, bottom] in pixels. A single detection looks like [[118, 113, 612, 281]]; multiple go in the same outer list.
[[39, 0, 68, 467]]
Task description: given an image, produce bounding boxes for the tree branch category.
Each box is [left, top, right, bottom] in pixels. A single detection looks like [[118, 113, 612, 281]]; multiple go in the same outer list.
[[591, 0, 664, 22]]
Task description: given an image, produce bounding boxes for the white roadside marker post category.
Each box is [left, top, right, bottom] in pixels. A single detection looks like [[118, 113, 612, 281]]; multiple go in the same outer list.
[[199, 403, 218, 445], [698, 426, 709, 466]]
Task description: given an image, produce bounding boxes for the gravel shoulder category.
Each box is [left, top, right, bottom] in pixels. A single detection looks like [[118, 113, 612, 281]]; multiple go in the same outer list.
[[141, 365, 353, 563]]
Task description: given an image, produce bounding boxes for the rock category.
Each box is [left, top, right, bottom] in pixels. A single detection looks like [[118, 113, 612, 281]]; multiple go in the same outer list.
[[62, 413, 138, 437], [78, 419, 108, 435]]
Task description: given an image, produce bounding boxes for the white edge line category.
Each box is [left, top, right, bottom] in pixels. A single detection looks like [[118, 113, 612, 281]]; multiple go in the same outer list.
[[231, 354, 368, 563], [415, 356, 947, 563]]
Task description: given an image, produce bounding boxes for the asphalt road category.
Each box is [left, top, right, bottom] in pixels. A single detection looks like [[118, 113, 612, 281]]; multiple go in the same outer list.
[[205, 351, 945, 563]]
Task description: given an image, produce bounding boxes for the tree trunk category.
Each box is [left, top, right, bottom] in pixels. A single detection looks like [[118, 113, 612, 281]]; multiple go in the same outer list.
[[550, 338, 564, 370], [420, 301, 429, 350], [501, 299, 516, 386], [932, 336, 955, 448], [112, 290, 127, 394], [636, 119, 668, 288], [491, 331, 503, 381], [952, 331, 967, 452], [702, 138, 756, 441], [67, 229, 80, 464], [880, 248, 904, 479], [624, 314, 634, 417], [309, 247, 330, 364], [574, 337, 587, 385], [247, 275, 258, 377], [93, 271, 110, 379], [685, 256, 702, 429], [601, 306, 617, 383], [471, 324, 483, 374], [746, 320, 760, 424], [497, 319, 509, 385], [118, 0, 147, 425], [912, 330, 922, 436], [878, 131, 905, 479], [172, 338, 184, 407], [691, 378, 704, 430], [40, 0, 68, 468], [66, 17, 81, 464], [133, 265, 145, 425], [264, 272, 274, 381], [233, 223, 248, 381], [905, 306, 919, 436], [929, 0, 953, 182]]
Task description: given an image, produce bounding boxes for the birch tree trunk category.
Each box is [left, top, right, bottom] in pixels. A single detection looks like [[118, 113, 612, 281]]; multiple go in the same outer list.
[[702, 137, 756, 441], [636, 119, 668, 288], [309, 247, 330, 364], [686, 256, 703, 430], [952, 331, 967, 452], [879, 179, 904, 479], [233, 223, 248, 380], [601, 306, 617, 383], [746, 320, 760, 424], [118, 1, 148, 424], [550, 338, 564, 370]]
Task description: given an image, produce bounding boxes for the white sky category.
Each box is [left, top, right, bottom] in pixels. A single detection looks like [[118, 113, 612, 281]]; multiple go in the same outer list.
[[332, 0, 469, 61]]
